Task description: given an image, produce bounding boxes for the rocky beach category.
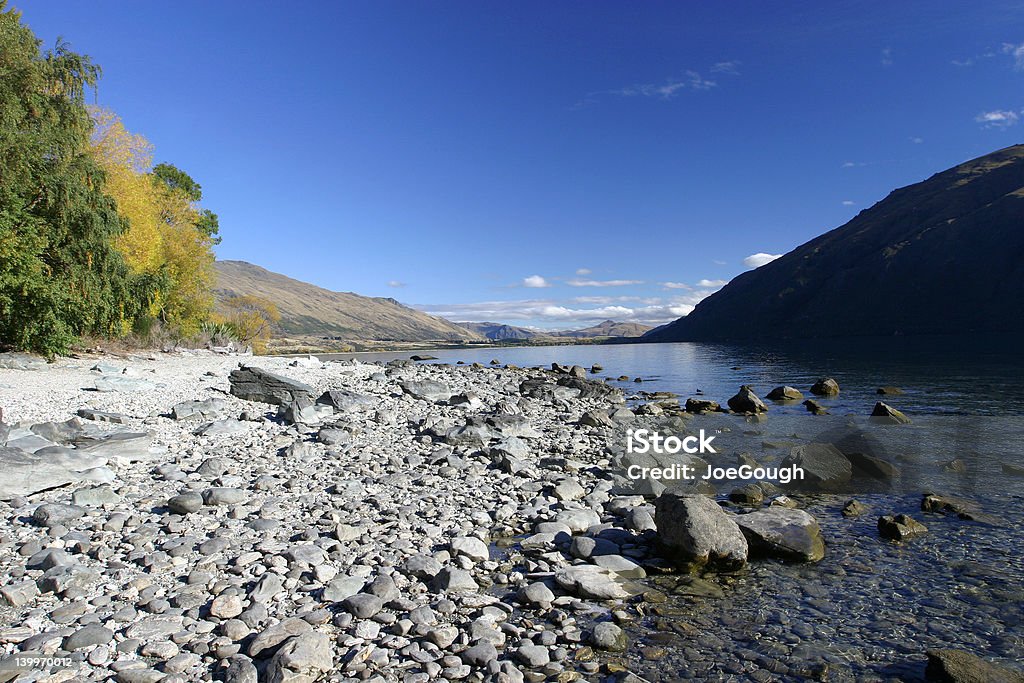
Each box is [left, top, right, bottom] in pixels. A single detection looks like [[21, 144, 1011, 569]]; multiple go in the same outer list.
[[0, 351, 1021, 683]]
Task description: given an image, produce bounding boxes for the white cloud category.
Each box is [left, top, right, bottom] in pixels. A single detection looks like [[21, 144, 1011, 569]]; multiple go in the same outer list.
[[661, 281, 692, 290], [841, 161, 867, 168], [522, 275, 550, 288], [842, 200, 855, 206], [881, 47, 893, 66], [1002, 42, 1024, 70], [976, 109, 1020, 128], [566, 278, 644, 287], [386, 280, 406, 288], [695, 278, 728, 288], [743, 252, 783, 268], [712, 259, 727, 265], [909, 136, 924, 144], [583, 69, 720, 105], [575, 268, 592, 275]]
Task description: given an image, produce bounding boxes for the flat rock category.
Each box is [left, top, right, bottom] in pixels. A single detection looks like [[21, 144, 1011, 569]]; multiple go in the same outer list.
[[0, 446, 106, 500], [266, 632, 332, 683], [925, 649, 1024, 683], [554, 565, 630, 600], [400, 380, 452, 402], [229, 366, 315, 405]]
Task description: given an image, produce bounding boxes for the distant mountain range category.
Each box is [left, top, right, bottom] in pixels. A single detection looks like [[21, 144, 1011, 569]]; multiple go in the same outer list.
[[646, 144, 1024, 342], [459, 319, 651, 340], [214, 260, 482, 342]]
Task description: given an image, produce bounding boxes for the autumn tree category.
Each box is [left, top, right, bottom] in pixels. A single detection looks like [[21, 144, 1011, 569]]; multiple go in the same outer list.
[[0, 4, 154, 354], [218, 295, 280, 353]]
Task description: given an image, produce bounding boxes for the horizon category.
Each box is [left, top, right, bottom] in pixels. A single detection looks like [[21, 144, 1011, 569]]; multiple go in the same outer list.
[[16, 1, 1024, 329]]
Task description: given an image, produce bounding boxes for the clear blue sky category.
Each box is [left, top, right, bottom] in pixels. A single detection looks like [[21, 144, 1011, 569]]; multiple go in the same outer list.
[[17, 1, 1024, 328]]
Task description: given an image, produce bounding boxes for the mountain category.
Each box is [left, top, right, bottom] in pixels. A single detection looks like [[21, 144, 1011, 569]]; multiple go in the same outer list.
[[553, 320, 652, 338], [214, 261, 481, 342], [457, 322, 538, 340], [646, 145, 1024, 342]]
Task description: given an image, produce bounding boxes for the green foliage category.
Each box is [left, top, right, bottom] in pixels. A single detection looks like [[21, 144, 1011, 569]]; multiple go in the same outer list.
[[0, 3, 155, 355], [152, 162, 221, 245]]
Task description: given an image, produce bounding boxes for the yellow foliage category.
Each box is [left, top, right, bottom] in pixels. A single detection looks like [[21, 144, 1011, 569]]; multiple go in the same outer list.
[[219, 295, 281, 354], [89, 108, 163, 273]]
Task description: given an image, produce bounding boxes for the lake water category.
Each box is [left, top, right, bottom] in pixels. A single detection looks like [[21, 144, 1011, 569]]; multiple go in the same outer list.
[[320, 338, 1024, 680]]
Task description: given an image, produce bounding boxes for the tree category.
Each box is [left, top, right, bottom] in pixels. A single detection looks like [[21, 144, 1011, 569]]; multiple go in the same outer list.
[[218, 295, 280, 354], [152, 162, 221, 245], [0, 3, 154, 354]]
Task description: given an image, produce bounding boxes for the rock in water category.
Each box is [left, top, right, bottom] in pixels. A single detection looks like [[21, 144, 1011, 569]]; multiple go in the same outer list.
[[727, 385, 768, 413], [766, 386, 804, 400], [781, 443, 851, 491], [734, 507, 825, 562], [878, 514, 928, 540], [229, 366, 315, 405], [654, 493, 747, 571], [803, 399, 828, 415], [684, 398, 720, 413], [810, 378, 840, 396], [925, 649, 1024, 683], [871, 401, 911, 424]]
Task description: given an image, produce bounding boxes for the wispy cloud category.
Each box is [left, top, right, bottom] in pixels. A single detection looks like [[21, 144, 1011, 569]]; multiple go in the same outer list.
[[386, 280, 406, 288], [566, 278, 644, 287], [522, 275, 551, 288], [661, 281, 691, 290], [975, 109, 1020, 128], [575, 268, 592, 275], [695, 278, 728, 287], [881, 47, 893, 67], [709, 60, 741, 75], [743, 252, 782, 268], [842, 161, 867, 168], [842, 200, 855, 206], [909, 136, 924, 144], [1002, 42, 1024, 70]]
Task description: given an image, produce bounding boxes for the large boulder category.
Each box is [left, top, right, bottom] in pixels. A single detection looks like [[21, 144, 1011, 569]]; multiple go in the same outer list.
[[654, 493, 747, 571], [400, 380, 451, 403], [734, 507, 825, 562], [727, 385, 768, 413], [229, 366, 315, 405], [316, 389, 376, 413], [266, 632, 333, 683], [925, 649, 1024, 683], [781, 443, 852, 491]]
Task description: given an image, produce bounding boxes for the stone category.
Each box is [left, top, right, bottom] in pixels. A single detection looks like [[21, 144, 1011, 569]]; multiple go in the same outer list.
[[578, 410, 614, 428], [520, 582, 555, 606], [734, 507, 825, 562], [803, 399, 828, 415], [878, 514, 928, 540], [229, 366, 315, 405], [870, 401, 911, 424], [553, 479, 586, 501], [342, 593, 383, 619], [554, 565, 630, 600], [172, 398, 228, 421], [317, 427, 350, 446], [32, 503, 86, 527], [403, 554, 442, 580], [1, 580, 39, 607], [225, 655, 259, 683], [323, 576, 364, 602], [315, 389, 375, 413], [125, 615, 184, 640], [431, 567, 479, 593], [77, 408, 130, 424], [195, 419, 249, 437], [593, 554, 647, 579], [210, 594, 244, 619], [27, 548, 74, 570], [248, 618, 312, 657], [77, 432, 156, 464], [450, 536, 489, 563], [516, 644, 549, 668], [842, 499, 868, 517], [924, 649, 1024, 683], [37, 564, 99, 595], [266, 632, 332, 683], [0, 445, 106, 500], [555, 508, 601, 533], [727, 385, 768, 413], [279, 397, 321, 426], [250, 573, 286, 603], [766, 386, 804, 401], [810, 377, 840, 396], [168, 492, 204, 515], [684, 398, 720, 413], [286, 544, 327, 566], [0, 352, 46, 370], [202, 487, 248, 506], [400, 380, 451, 402], [72, 484, 120, 506], [591, 622, 627, 652], [64, 625, 113, 651], [654, 493, 748, 571], [877, 386, 904, 395], [781, 443, 852, 491], [846, 451, 900, 480]]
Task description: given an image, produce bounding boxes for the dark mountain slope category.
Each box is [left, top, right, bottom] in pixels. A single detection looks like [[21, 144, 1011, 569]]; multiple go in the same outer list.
[[646, 145, 1024, 342]]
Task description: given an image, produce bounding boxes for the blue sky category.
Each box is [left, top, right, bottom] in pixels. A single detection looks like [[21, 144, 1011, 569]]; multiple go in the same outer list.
[[17, 1, 1024, 328]]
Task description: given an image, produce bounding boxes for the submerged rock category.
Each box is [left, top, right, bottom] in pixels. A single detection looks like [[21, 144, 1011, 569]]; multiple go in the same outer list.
[[781, 443, 852, 491], [878, 514, 928, 540], [925, 649, 1024, 683], [684, 398, 720, 413], [766, 386, 804, 401], [871, 401, 911, 424], [735, 507, 825, 562]]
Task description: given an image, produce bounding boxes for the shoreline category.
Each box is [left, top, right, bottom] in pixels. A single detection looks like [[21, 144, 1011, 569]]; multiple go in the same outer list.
[[0, 353, 1020, 681]]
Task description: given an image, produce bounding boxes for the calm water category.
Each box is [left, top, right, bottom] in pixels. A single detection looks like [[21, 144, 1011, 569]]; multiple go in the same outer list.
[[322, 336, 1024, 416]]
